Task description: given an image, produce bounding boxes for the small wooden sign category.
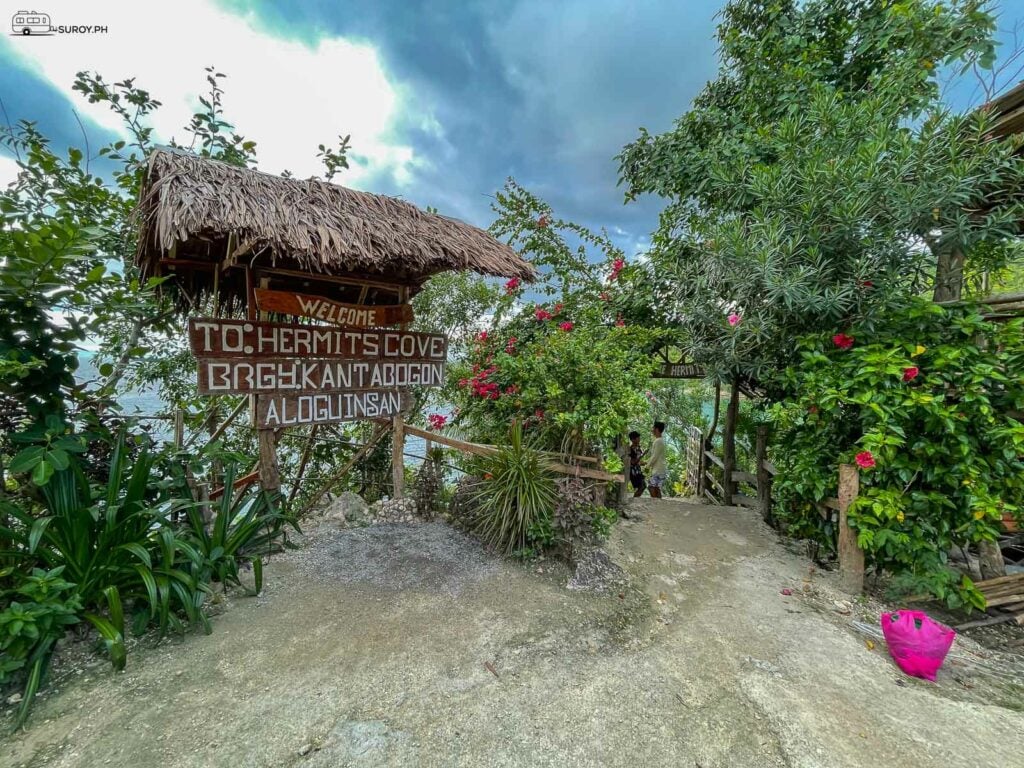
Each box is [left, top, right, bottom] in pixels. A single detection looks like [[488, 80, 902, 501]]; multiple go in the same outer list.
[[254, 288, 413, 327], [257, 390, 411, 428], [197, 358, 445, 395], [653, 362, 706, 379], [188, 318, 447, 361]]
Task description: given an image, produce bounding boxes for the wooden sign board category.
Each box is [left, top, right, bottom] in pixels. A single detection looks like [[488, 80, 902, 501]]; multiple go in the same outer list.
[[188, 318, 447, 361], [652, 363, 706, 379], [254, 288, 413, 328], [198, 358, 445, 395], [257, 390, 411, 428]]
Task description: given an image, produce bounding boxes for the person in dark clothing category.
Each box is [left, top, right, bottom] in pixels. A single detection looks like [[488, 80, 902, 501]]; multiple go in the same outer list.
[[628, 430, 646, 497]]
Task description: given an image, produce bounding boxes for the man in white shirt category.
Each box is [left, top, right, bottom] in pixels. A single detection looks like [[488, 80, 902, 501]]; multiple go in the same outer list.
[[645, 421, 667, 499]]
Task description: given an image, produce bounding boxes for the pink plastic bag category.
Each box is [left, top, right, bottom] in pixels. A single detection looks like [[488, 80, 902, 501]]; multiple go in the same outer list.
[[880, 610, 956, 682]]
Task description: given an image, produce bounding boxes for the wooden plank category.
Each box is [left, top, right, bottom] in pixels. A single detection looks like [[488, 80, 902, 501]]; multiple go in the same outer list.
[[823, 496, 841, 511], [651, 362, 706, 379], [400, 425, 623, 482], [257, 390, 411, 429], [197, 358, 445, 395], [209, 470, 260, 501], [159, 258, 216, 271], [253, 266, 413, 293], [188, 318, 447, 361], [255, 288, 413, 327], [975, 573, 1024, 590], [761, 459, 778, 476], [837, 463, 864, 594], [733, 471, 757, 484], [982, 593, 1024, 609], [704, 451, 725, 469], [731, 493, 758, 508]]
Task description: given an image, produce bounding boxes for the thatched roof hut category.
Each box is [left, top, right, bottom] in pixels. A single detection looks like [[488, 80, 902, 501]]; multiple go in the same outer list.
[[134, 148, 534, 314], [986, 80, 1024, 145]]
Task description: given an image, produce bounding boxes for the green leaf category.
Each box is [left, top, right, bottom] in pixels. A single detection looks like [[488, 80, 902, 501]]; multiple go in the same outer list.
[[31, 460, 54, 486], [8, 446, 45, 474]]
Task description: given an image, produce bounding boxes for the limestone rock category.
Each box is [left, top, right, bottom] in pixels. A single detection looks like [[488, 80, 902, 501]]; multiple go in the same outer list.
[[323, 492, 369, 526], [566, 547, 627, 592]]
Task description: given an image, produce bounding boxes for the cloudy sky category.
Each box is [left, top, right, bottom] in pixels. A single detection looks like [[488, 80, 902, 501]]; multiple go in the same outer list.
[[1, 0, 1022, 257]]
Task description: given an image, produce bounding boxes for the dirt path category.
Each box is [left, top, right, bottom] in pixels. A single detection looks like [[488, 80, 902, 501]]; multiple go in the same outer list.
[[3, 499, 1022, 767]]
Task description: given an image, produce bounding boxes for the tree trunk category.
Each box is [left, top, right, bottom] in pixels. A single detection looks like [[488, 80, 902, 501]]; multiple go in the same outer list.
[[932, 246, 965, 302], [722, 379, 740, 503]]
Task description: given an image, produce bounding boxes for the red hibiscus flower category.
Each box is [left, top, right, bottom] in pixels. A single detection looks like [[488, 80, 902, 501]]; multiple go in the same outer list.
[[855, 451, 875, 469], [559, 321, 574, 332], [833, 333, 855, 349], [902, 366, 919, 382], [534, 307, 553, 321], [504, 277, 520, 295], [427, 414, 447, 430]]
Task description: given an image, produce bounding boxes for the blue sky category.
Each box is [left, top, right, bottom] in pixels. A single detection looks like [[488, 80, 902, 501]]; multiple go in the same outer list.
[[2, 0, 1023, 257]]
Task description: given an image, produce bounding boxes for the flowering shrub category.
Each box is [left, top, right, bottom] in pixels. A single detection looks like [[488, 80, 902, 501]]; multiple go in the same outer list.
[[427, 414, 448, 430], [770, 300, 1024, 607]]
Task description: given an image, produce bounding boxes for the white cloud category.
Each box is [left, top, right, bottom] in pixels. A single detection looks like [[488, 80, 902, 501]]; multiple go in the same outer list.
[[6, 0, 418, 185], [0, 154, 19, 188]]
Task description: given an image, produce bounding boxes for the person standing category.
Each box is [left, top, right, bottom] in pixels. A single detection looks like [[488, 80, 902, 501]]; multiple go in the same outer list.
[[627, 430, 646, 497], [645, 421, 667, 499]]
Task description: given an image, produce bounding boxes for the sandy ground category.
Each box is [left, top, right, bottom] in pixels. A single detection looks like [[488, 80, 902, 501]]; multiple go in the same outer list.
[[2, 498, 1023, 768]]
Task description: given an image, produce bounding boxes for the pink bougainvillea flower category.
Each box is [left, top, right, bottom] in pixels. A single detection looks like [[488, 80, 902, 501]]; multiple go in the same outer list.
[[833, 333, 855, 349], [505, 336, 517, 354], [855, 451, 876, 469], [902, 366, 919, 382], [504, 277, 520, 294], [608, 257, 625, 282], [477, 331, 488, 342], [458, 378, 469, 388], [534, 307, 553, 321], [504, 385, 519, 395], [559, 321, 574, 332], [727, 313, 741, 327], [427, 414, 448, 430]]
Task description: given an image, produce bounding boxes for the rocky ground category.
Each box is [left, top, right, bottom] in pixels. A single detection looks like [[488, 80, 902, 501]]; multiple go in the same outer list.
[[2, 498, 1022, 767]]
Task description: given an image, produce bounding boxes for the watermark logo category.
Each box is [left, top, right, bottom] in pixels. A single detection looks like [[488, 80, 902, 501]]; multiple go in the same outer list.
[[10, 10, 108, 36]]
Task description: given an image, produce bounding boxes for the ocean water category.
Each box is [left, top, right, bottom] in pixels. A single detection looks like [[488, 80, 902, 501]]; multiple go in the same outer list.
[[73, 351, 431, 459]]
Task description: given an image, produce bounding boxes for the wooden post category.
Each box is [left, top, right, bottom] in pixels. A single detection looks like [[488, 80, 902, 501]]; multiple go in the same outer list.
[[173, 409, 185, 449], [722, 379, 740, 503], [837, 463, 865, 594], [392, 416, 405, 499], [755, 424, 772, 524], [252, 272, 281, 494], [978, 540, 1007, 580], [615, 434, 629, 506]]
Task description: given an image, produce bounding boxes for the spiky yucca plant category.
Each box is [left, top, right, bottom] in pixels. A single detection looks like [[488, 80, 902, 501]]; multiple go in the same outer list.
[[469, 421, 557, 554]]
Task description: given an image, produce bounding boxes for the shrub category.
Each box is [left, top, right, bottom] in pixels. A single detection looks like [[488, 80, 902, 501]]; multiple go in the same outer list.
[[469, 422, 558, 554], [770, 300, 1024, 608]]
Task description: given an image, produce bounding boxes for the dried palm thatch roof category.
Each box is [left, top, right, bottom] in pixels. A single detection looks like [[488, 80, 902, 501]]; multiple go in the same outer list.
[[134, 149, 534, 309]]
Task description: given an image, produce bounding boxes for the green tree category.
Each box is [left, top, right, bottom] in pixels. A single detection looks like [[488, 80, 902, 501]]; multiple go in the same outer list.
[[618, 0, 1024, 381]]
